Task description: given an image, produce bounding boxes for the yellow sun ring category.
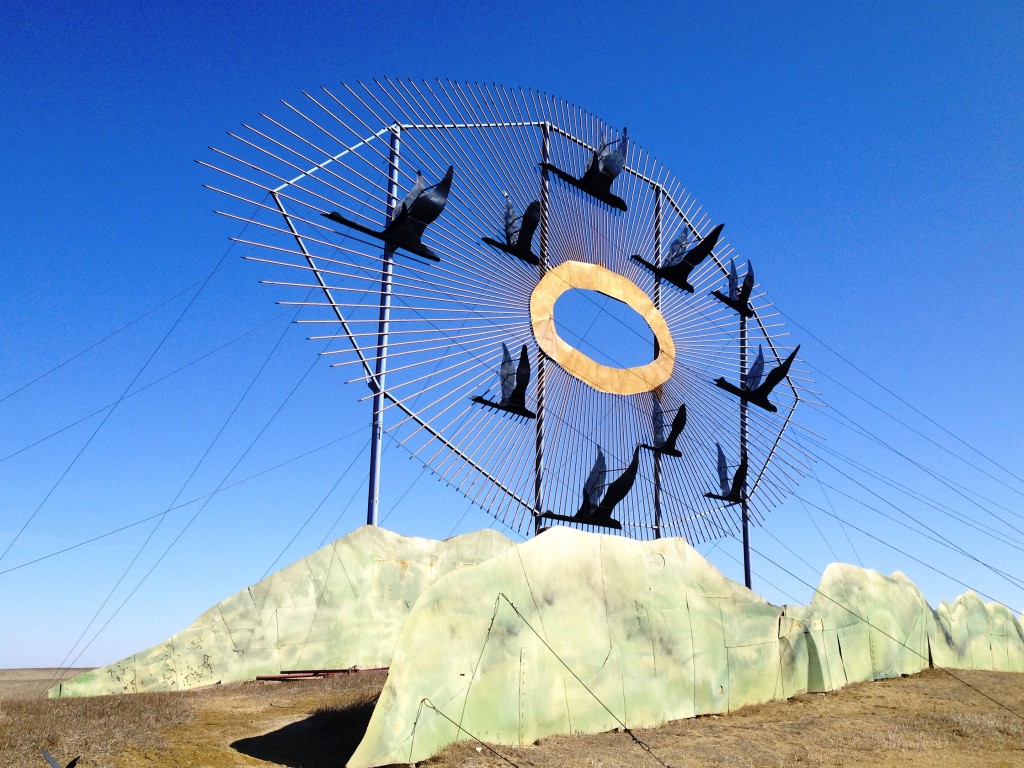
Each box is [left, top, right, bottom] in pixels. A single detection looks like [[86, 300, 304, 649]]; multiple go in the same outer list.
[[529, 261, 675, 396]]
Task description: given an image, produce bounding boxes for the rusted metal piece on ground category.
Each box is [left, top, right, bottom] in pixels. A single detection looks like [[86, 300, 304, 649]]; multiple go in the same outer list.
[[257, 666, 389, 682]]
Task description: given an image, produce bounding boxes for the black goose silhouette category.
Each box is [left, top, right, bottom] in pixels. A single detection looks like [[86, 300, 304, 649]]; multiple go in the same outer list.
[[715, 345, 800, 414], [641, 397, 686, 457], [711, 258, 755, 318], [541, 445, 641, 530], [540, 128, 629, 211], [632, 223, 724, 293], [481, 192, 540, 265], [41, 747, 80, 768], [472, 343, 536, 419], [321, 166, 453, 262], [704, 444, 748, 505]]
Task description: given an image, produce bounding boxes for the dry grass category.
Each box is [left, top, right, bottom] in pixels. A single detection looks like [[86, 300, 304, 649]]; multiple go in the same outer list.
[[1, 682, 197, 767], [3, 667, 1024, 768]]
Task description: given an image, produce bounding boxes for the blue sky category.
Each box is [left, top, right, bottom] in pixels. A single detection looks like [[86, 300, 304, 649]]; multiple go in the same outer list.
[[1, 1, 1022, 669]]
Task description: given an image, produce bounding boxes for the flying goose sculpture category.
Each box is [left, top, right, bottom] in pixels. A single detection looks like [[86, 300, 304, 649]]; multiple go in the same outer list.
[[714, 344, 800, 414], [322, 166, 454, 262], [641, 396, 686, 457], [704, 444, 748, 505], [481, 192, 540, 265], [632, 222, 724, 293], [541, 445, 641, 530], [540, 128, 629, 211], [711, 258, 755, 318], [471, 343, 536, 419]]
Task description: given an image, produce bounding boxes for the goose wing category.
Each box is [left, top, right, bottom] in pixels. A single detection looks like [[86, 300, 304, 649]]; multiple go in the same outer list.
[[508, 344, 531, 406], [40, 748, 76, 768], [400, 166, 454, 240], [582, 446, 607, 507], [599, 446, 640, 512], [517, 201, 541, 250], [598, 127, 628, 178], [730, 454, 749, 499], [499, 343, 515, 404], [759, 345, 800, 397], [726, 258, 739, 300], [716, 443, 730, 495], [663, 228, 696, 267], [501, 190, 520, 245], [666, 402, 687, 445], [682, 222, 724, 270], [652, 393, 667, 447], [745, 345, 765, 391], [739, 260, 755, 302], [397, 171, 426, 218]]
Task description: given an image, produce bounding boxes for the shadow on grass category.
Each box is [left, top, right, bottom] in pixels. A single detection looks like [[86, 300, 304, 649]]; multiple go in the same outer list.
[[231, 698, 377, 767]]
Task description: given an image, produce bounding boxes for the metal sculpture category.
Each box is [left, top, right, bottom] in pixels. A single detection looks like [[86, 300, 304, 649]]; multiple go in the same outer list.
[[632, 222, 724, 293], [323, 166, 454, 261], [540, 445, 642, 530], [705, 444, 748, 505], [715, 345, 801, 414], [472, 343, 536, 419], [540, 127, 629, 211], [203, 79, 809, 547], [641, 397, 686, 457], [711, 258, 755, 318], [482, 193, 541, 265]]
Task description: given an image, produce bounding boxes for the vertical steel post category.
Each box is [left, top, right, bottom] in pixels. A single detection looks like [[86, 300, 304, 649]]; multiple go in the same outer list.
[[739, 312, 752, 588], [533, 124, 551, 535], [366, 126, 401, 526], [652, 187, 663, 539]]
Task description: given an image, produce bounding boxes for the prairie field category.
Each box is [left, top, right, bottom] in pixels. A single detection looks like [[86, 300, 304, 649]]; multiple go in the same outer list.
[[2, 667, 1024, 768]]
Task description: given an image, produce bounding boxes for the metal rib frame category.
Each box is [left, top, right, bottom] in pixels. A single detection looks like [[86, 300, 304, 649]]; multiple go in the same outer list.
[[203, 78, 811, 543]]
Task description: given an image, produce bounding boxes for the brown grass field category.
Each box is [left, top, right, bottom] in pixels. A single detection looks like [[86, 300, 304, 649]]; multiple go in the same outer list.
[[3, 667, 1024, 767]]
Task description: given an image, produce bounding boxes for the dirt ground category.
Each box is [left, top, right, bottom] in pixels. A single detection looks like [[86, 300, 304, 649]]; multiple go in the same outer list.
[[3, 667, 1024, 768]]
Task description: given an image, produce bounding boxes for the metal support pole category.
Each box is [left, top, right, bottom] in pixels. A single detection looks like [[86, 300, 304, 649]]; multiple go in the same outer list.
[[533, 124, 551, 535], [366, 126, 401, 526], [652, 187, 663, 539], [739, 312, 752, 588]]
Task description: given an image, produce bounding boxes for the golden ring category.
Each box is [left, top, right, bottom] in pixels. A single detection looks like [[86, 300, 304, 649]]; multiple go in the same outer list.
[[530, 261, 675, 395]]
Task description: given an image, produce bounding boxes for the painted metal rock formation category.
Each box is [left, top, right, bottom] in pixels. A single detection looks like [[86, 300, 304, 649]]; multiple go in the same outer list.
[[49, 524, 1024, 768], [348, 528, 1024, 767], [50, 526, 512, 698]]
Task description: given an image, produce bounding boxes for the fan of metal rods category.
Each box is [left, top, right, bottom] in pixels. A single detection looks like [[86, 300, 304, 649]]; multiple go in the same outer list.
[[201, 78, 814, 541]]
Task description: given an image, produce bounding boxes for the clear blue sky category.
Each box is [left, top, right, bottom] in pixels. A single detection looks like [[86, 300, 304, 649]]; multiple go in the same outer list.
[[1, 1, 1022, 669]]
